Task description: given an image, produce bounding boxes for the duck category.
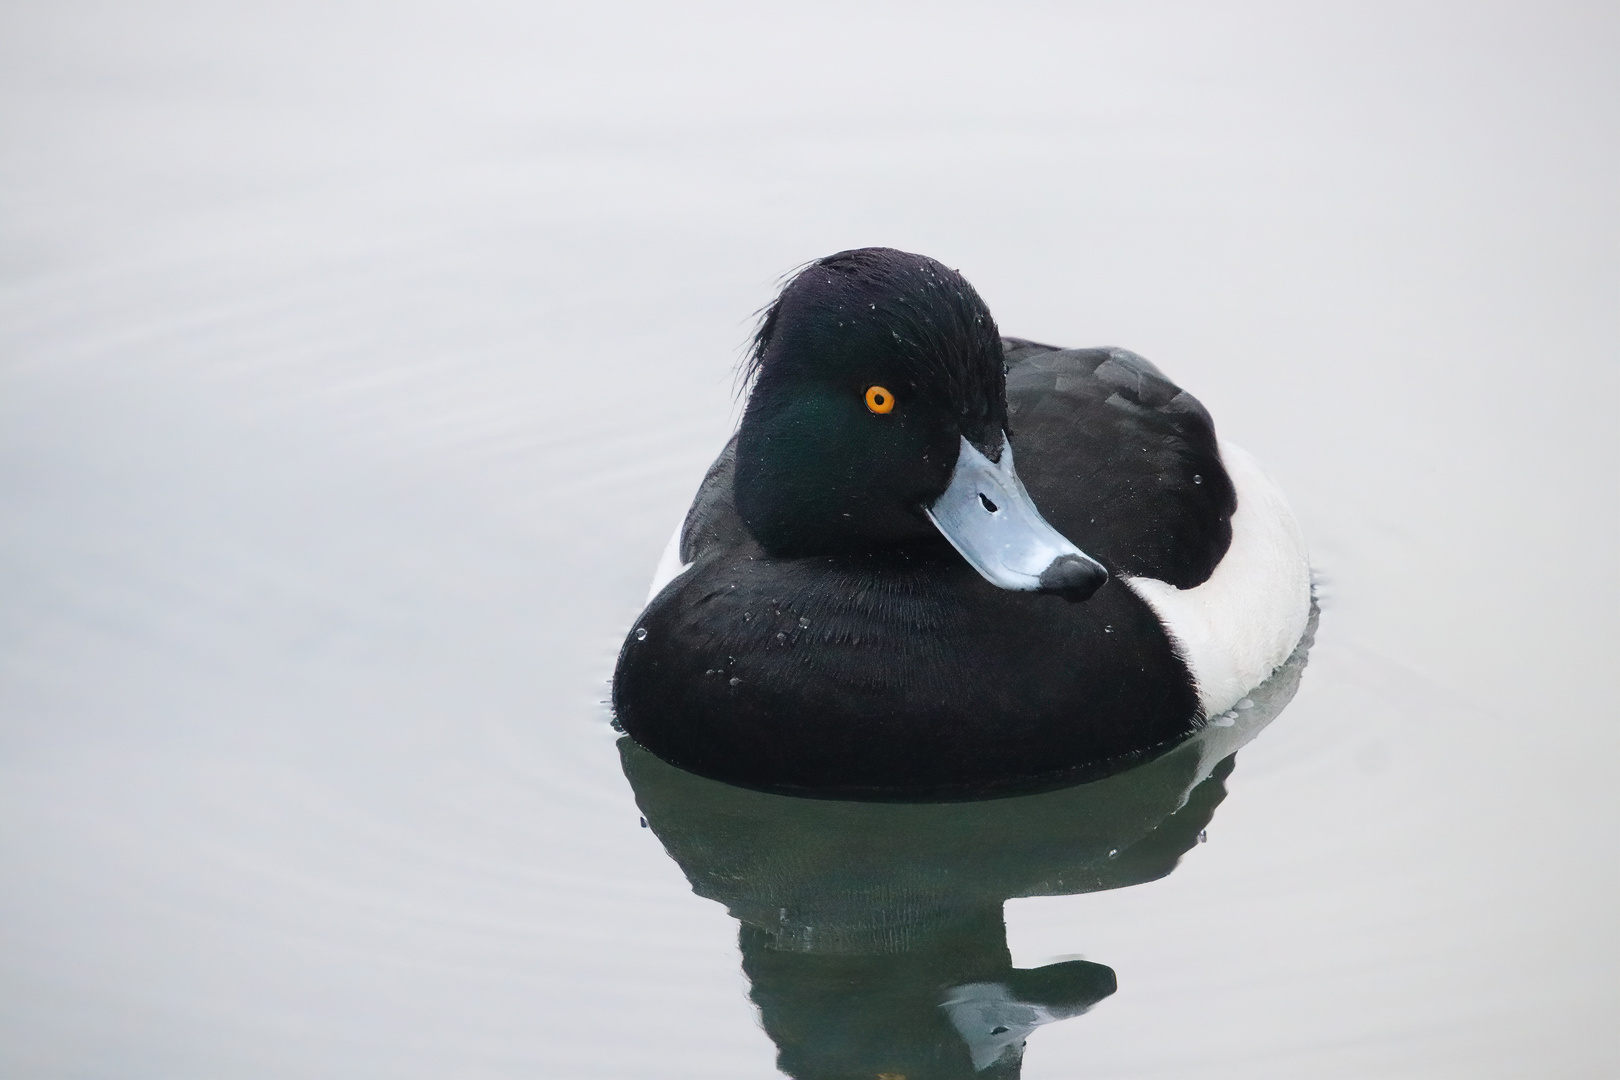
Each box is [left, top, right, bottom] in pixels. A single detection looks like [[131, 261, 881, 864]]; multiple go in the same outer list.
[[613, 247, 1310, 800]]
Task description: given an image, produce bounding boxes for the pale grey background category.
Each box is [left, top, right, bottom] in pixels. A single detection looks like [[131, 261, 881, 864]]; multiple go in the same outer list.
[[2, 2, 1615, 1076]]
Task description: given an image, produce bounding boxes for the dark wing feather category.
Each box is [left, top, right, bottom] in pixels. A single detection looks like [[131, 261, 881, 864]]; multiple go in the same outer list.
[[678, 435, 751, 565], [1003, 343, 1235, 588]]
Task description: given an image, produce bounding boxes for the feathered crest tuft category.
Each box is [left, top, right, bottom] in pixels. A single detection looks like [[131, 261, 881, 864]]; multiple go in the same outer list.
[[738, 248, 1005, 437]]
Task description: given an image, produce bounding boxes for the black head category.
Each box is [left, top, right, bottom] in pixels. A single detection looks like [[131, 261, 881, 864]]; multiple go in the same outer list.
[[735, 248, 1007, 557]]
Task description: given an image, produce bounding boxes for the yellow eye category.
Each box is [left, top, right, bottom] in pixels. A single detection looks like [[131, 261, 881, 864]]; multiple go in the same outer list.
[[865, 385, 895, 414]]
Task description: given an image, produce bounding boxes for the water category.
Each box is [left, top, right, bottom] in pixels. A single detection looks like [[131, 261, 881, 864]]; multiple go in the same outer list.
[[1, 3, 1614, 1076]]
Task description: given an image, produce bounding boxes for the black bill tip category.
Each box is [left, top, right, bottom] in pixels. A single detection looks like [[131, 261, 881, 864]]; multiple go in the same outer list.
[[1038, 553, 1108, 602]]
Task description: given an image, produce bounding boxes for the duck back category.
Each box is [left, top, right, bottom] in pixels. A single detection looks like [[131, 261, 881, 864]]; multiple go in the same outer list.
[[1002, 340, 1235, 588]]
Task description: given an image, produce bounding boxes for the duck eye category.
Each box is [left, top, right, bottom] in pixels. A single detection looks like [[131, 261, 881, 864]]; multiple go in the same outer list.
[[864, 385, 895, 414]]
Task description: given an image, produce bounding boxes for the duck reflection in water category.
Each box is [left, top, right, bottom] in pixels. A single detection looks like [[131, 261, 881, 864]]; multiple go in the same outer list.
[[619, 609, 1314, 1079]]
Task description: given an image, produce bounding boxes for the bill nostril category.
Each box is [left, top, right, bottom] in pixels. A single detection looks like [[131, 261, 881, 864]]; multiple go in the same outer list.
[[978, 492, 999, 513], [1039, 554, 1107, 601]]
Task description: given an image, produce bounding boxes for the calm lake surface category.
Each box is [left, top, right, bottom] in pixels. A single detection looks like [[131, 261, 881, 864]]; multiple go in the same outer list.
[[2, 3, 1615, 1076]]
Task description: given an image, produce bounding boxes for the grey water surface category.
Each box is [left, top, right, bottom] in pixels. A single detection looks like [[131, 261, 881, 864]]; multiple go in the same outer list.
[[2, 3, 1615, 1077]]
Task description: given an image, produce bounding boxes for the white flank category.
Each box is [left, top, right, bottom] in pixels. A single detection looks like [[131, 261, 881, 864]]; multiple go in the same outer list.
[[1124, 440, 1312, 717], [646, 518, 692, 604]]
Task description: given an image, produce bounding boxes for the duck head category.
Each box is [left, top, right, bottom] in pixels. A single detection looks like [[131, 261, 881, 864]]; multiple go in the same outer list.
[[735, 247, 1107, 599]]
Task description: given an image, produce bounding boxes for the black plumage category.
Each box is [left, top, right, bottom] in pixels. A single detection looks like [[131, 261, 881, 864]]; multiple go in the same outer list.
[[613, 249, 1235, 799]]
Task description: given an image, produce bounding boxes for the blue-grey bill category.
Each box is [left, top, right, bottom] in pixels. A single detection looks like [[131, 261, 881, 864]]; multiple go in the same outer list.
[[924, 434, 1108, 595]]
